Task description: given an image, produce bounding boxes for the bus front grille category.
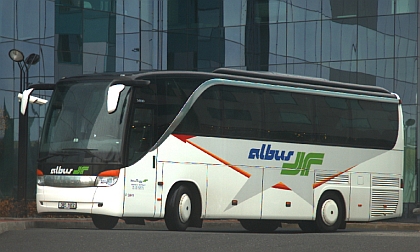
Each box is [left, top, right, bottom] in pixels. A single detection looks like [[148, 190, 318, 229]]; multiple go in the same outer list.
[[43, 175, 96, 187]]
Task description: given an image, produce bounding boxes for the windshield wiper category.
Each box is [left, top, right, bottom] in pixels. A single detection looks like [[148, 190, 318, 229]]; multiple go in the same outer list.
[[38, 152, 75, 162], [61, 148, 112, 163], [62, 148, 98, 152]]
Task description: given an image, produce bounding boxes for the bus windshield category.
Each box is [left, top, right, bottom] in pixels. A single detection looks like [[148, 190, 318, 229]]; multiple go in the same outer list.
[[39, 80, 130, 164]]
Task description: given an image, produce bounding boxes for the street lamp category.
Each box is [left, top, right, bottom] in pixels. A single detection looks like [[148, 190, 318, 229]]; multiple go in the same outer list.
[[8, 49, 40, 214], [9, 49, 40, 92], [9, 49, 24, 62]]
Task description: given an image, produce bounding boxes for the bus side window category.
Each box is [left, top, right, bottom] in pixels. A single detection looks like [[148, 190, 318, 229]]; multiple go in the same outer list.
[[127, 108, 154, 165]]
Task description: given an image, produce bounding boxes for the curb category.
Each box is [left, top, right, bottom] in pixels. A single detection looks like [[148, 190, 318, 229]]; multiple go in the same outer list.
[[0, 220, 34, 234], [1, 218, 420, 234]]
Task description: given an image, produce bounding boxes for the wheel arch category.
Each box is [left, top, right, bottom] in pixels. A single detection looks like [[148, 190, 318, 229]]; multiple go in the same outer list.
[[165, 180, 203, 228], [316, 189, 347, 229]]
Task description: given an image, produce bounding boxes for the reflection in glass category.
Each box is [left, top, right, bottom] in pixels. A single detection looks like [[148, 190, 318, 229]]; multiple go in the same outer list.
[[322, 19, 357, 62], [395, 0, 417, 14], [287, 0, 321, 22], [325, 0, 357, 19]]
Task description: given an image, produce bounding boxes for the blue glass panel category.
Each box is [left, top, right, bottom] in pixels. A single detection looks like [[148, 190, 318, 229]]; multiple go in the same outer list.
[[323, 0, 357, 19], [84, 0, 115, 12], [322, 19, 357, 61], [395, 57, 417, 84], [56, 0, 82, 8], [395, 0, 417, 14], [40, 1, 55, 46], [0, 1, 14, 40], [83, 10, 112, 43], [395, 14, 417, 57], [33, 56, 53, 83], [287, 0, 321, 22], [17, 0, 40, 40], [287, 21, 321, 63], [55, 6, 82, 34], [223, 0, 247, 26], [124, 0, 139, 17], [268, 0, 286, 23], [0, 41, 15, 79], [124, 33, 140, 60], [124, 16, 140, 34]]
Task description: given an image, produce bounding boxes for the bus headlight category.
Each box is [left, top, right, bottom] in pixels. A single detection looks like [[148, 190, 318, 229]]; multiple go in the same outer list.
[[37, 169, 45, 186], [37, 176, 45, 186], [95, 176, 118, 187], [94, 169, 120, 187]]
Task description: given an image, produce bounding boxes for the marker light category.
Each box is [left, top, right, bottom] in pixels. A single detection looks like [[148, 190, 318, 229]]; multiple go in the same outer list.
[[37, 169, 45, 186], [95, 169, 120, 187]]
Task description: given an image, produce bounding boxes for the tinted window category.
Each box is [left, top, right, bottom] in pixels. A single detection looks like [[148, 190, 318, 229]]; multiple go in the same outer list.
[[174, 84, 398, 150], [265, 91, 315, 143]]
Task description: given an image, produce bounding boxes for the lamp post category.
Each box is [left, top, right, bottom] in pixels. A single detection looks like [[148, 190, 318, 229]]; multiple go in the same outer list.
[[8, 49, 40, 215]]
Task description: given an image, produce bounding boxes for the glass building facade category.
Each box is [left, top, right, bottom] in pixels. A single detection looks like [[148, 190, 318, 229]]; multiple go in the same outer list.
[[0, 0, 419, 216]]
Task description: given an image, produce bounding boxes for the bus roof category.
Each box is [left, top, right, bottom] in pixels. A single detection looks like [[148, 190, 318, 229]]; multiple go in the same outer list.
[[212, 68, 391, 94], [49, 69, 397, 100]]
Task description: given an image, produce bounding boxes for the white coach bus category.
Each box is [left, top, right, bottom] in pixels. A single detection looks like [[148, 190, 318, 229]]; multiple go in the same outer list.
[[26, 68, 403, 232]]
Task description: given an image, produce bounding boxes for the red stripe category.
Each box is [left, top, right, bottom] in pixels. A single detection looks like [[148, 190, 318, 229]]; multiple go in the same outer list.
[[272, 182, 291, 190], [312, 166, 355, 189], [173, 134, 251, 178]]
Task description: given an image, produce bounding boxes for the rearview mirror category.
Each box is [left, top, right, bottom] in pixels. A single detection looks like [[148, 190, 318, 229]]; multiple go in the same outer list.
[[20, 88, 34, 115], [18, 88, 49, 115], [107, 84, 125, 114]]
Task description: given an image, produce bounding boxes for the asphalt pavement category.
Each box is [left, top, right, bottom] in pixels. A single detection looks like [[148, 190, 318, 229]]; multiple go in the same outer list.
[[1, 218, 420, 234]]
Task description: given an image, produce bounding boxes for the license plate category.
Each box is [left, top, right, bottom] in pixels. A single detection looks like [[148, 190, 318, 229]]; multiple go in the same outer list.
[[58, 202, 77, 209]]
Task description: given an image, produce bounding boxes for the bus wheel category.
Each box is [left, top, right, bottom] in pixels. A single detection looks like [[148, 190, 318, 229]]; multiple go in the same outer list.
[[165, 185, 192, 231], [239, 220, 280, 233], [92, 214, 119, 230], [315, 192, 344, 232]]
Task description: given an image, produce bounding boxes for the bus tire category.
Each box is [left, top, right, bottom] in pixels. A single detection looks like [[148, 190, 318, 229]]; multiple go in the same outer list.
[[92, 214, 119, 230], [315, 192, 344, 232], [239, 219, 280, 233], [165, 185, 192, 231]]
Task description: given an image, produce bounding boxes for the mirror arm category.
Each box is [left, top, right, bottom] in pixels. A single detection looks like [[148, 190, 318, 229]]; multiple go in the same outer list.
[[20, 88, 34, 115]]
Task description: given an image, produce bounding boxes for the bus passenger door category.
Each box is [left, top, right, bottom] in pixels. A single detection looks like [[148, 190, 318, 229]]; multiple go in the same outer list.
[[123, 107, 158, 218], [154, 154, 164, 218]]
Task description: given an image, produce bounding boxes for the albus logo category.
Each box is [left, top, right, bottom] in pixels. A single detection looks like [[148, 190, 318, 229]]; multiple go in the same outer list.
[[248, 144, 294, 161], [50, 166, 73, 174], [248, 144, 324, 176]]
